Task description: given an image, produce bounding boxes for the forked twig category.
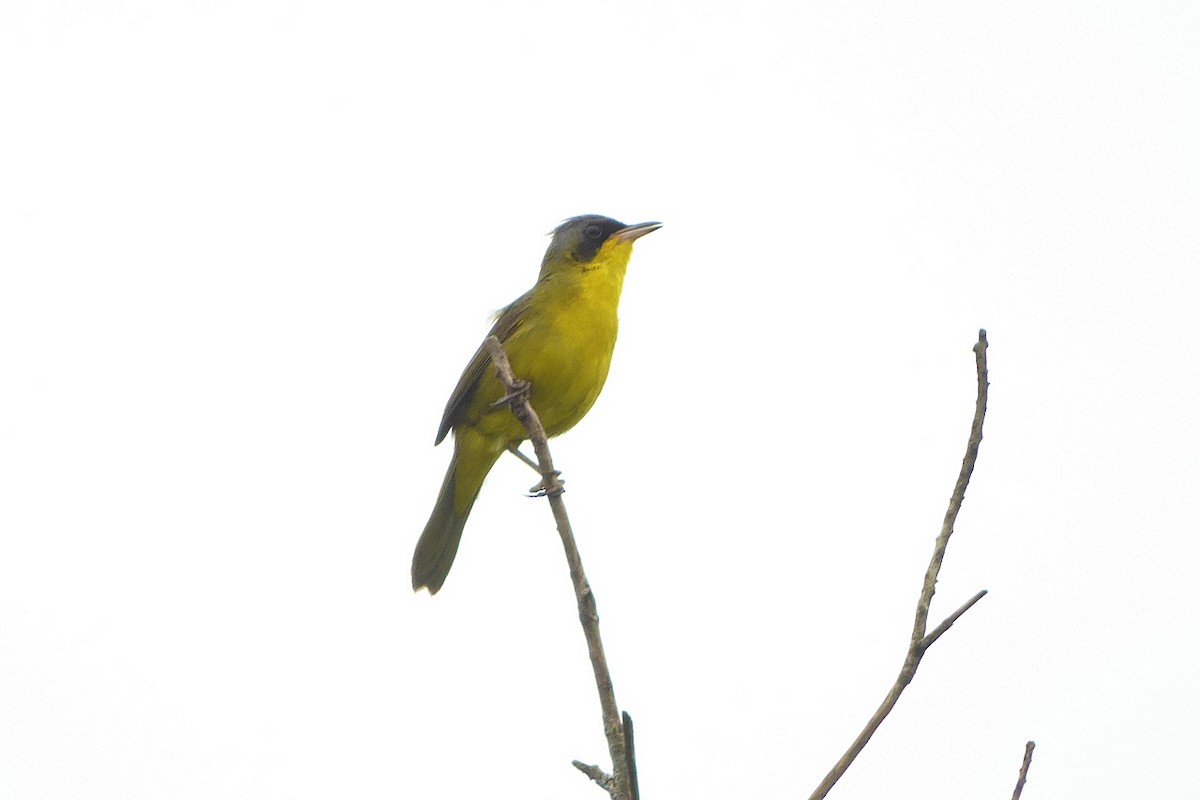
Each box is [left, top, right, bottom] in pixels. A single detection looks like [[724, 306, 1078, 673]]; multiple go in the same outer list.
[[484, 336, 634, 800], [807, 330, 991, 800]]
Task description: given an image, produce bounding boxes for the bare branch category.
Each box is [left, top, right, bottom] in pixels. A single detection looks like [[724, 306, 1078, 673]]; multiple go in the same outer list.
[[1011, 741, 1036, 800], [807, 330, 991, 800], [623, 711, 641, 800], [484, 336, 633, 800], [573, 760, 614, 792], [922, 589, 988, 649], [911, 330, 990, 644]]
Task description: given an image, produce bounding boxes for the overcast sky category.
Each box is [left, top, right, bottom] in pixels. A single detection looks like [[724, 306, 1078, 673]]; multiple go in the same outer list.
[[2, 2, 1198, 798]]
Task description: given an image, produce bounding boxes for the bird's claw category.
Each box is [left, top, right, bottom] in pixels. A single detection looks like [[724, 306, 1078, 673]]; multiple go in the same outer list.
[[528, 471, 565, 497], [492, 378, 532, 408]]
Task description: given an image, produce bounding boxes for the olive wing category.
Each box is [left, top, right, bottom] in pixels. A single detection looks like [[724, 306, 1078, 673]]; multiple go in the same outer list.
[[434, 291, 533, 445]]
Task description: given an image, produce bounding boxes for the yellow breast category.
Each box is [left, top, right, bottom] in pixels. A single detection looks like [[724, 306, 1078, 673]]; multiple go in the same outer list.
[[469, 245, 630, 444], [506, 264, 624, 437]]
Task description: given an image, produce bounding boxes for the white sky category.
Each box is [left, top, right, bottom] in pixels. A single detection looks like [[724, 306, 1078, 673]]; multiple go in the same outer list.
[[2, 1, 1198, 798]]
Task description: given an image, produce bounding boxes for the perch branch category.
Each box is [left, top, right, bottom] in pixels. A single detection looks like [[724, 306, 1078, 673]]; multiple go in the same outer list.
[[807, 329, 991, 800], [484, 336, 633, 800]]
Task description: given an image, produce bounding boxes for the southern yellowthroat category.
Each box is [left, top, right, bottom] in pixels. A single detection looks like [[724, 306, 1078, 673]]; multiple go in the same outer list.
[[412, 215, 660, 594]]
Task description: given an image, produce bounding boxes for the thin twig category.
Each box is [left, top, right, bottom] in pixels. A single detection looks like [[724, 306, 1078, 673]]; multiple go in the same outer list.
[[1011, 741, 1036, 800], [572, 760, 614, 792], [922, 589, 988, 649], [484, 336, 632, 800], [622, 711, 640, 800], [807, 329, 991, 800]]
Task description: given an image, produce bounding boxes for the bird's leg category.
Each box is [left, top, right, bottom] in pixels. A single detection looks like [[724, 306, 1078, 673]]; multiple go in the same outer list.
[[489, 379, 565, 496], [506, 445, 567, 495], [506, 444, 540, 474], [528, 469, 565, 498], [491, 377, 531, 408]]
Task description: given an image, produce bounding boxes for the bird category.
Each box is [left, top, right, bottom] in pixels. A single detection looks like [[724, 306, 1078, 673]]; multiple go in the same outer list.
[[412, 214, 661, 594]]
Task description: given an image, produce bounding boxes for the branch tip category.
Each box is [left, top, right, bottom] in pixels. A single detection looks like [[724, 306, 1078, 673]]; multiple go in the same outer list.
[[806, 331, 991, 800], [1011, 740, 1036, 800]]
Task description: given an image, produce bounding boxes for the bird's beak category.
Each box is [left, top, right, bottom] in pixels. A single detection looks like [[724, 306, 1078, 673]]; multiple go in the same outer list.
[[613, 222, 662, 242]]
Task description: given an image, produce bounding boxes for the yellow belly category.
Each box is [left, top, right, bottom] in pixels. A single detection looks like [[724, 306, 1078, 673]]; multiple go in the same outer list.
[[468, 270, 622, 444]]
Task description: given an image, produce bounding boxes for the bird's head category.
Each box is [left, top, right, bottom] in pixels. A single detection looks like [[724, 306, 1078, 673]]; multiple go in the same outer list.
[[539, 215, 661, 279]]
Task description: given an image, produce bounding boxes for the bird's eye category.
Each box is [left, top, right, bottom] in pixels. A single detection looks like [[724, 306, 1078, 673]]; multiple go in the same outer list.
[[584, 223, 604, 240]]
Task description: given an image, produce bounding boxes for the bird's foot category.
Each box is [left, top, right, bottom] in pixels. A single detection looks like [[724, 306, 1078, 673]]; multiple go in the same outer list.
[[528, 470, 565, 498], [492, 378, 531, 408]]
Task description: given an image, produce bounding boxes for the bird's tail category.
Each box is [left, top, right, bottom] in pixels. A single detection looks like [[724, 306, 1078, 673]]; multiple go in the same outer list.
[[412, 435, 500, 594]]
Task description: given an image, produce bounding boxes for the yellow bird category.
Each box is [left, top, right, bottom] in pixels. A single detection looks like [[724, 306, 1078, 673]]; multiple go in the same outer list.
[[412, 215, 661, 594]]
